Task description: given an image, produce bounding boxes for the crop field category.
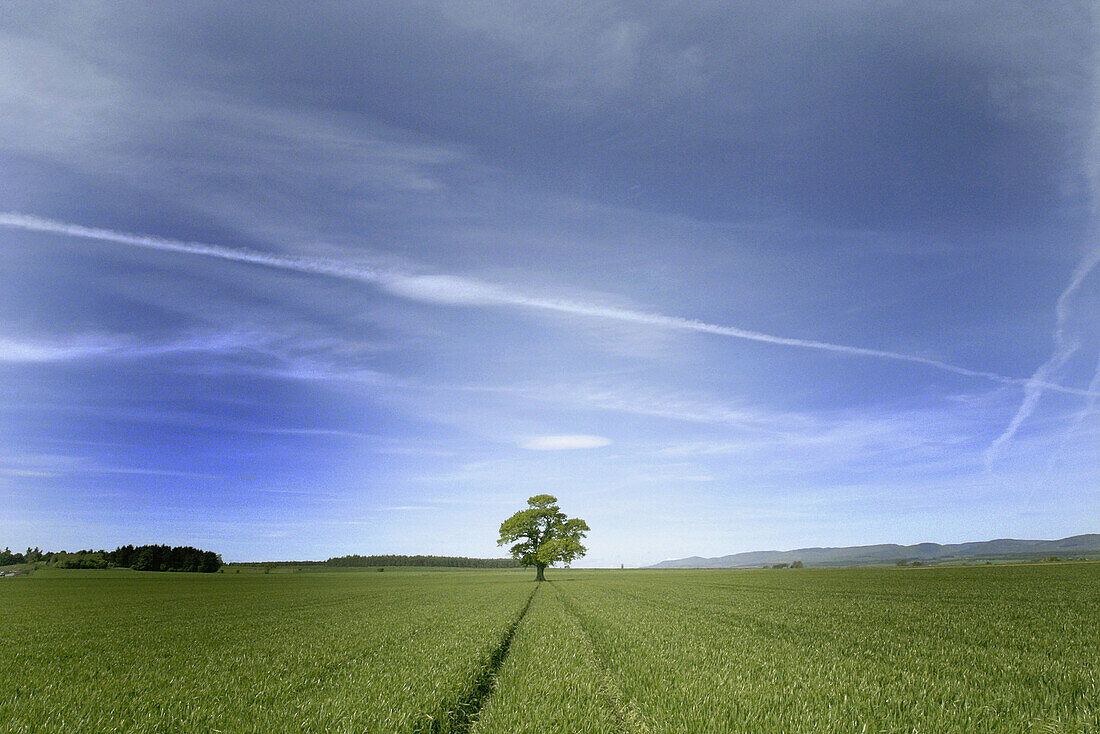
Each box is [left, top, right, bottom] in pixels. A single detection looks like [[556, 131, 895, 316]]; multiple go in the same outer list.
[[2, 563, 1098, 733], [0, 569, 531, 733]]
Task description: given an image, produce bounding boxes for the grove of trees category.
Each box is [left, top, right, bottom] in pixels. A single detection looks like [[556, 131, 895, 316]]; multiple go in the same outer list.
[[325, 554, 518, 568], [0, 545, 222, 572]]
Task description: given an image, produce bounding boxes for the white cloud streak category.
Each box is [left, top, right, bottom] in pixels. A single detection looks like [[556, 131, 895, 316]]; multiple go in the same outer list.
[[1060, 46, 1100, 454], [0, 212, 391, 284], [983, 250, 1096, 466], [4, 211, 1097, 398], [406, 281, 1094, 396], [0, 334, 128, 362], [985, 49, 1100, 466], [0, 330, 265, 363], [1069, 353, 1100, 434]]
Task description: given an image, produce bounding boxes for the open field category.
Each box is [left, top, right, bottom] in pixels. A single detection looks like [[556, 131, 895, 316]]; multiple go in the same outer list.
[[2, 563, 1098, 733], [0, 568, 531, 733]]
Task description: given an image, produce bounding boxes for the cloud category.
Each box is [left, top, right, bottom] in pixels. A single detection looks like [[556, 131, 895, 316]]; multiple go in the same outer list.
[[4, 212, 1098, 398], [0, 334, 128, 362], [511, 380, 805, 434], [382, 274, 507, 305], [1063, 352, 1100, 449], [1058, 53, 1100, 455], [452, 290, 1094, 396], [0, 452, 220, 480], [0, 330, 265, 363], [521, 434, 612, 450], [985, 51, 1100, 466], [0, 212, 392, 284]]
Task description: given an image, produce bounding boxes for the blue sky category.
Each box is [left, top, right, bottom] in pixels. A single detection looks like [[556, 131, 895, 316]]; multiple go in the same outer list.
[[1, 3, 1099, 566]]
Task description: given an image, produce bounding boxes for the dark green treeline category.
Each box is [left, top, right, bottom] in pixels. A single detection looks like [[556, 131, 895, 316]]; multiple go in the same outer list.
[[1, 545, 222, 572]]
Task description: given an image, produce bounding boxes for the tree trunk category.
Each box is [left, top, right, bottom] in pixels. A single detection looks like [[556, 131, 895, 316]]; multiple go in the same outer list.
[[535, 563, 545, 582]]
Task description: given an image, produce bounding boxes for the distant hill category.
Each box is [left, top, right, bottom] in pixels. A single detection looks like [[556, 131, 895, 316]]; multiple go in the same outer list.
[[648, 534, 1100, 569]]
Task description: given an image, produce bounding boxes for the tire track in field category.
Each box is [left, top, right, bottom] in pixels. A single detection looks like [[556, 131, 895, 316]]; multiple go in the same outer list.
[[420, 585, 538, 734], [552, 584, 651, 734]]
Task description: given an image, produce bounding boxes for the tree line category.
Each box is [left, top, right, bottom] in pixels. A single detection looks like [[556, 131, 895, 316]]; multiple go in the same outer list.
[[325, 554, 518, 568], [1, 545, 222, 572]]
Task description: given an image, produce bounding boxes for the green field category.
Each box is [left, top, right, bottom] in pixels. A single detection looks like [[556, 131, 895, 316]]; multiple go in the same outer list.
[[2, 563, 1098, 733]]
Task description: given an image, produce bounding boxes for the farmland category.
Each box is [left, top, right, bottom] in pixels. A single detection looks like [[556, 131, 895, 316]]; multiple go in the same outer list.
[[1, 563, 1098, 733], [0, 569, 531, 733]]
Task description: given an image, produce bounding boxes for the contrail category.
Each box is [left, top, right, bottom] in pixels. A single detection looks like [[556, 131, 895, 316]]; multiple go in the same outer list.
[[1056, 39, 1100, 455], [464, 290, 1088, 393], [0, 212, 391, 284], [984, 245, 1100, 467], [986, 41, 1100, 466], [3, 211, 1097, 398], [1078, 353, 1100, 425], [1055, 350, 1100, 464]]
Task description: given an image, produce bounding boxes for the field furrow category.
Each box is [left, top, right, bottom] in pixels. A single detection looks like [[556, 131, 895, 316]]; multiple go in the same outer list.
[[423, 585, 536, 733], [471, 582, 620, 734]]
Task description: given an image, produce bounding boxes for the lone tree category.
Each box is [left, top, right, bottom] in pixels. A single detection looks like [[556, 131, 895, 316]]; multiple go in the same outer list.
[[498, 494, 589, 582]]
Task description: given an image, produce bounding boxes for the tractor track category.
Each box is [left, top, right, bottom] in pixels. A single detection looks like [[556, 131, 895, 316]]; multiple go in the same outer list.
[[553, 584, 651, 734], [419, 585, 538, 733]]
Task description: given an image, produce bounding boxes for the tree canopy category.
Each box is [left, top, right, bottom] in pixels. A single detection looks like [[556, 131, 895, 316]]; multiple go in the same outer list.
[[498, 494, 589, 581], [0, 545, 222, 572]]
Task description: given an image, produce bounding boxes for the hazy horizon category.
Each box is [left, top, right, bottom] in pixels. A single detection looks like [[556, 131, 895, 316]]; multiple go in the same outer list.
[[2, 3, 1099, 567]]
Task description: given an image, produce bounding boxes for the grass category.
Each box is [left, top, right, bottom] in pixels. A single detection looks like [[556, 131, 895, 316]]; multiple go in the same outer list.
[[553, 563, 1100, 733], [0, 568, 530, 733], [1, 562, 1098, 732], [471, 584, 621, 734]]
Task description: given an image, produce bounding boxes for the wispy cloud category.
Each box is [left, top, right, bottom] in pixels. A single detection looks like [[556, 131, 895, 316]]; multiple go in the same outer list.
[[1059, 60, 1100, 454], [0, 334, 130, 363], [385, 275, 1080, 395], [518, 380, 808, 434], [984, 289, 1087, 467], [0, 329, 266, 363], [985, 59, 1100, 466], [1063, 352, 1100, 447], [0, 212, 392, 284], [0, 452, 221, 480], [4, 212, 1097, 398]]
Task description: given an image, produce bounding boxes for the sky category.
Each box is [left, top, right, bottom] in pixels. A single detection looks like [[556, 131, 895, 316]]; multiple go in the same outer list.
[[1, 2, 1099, 566]]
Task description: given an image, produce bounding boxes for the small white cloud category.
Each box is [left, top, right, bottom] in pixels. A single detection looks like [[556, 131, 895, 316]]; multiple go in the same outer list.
[[521, 434, 612, 450], [382, 274, 505, 306]]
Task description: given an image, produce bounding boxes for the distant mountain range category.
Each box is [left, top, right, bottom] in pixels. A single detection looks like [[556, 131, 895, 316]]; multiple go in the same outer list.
[[647, 534, 1100, 569]]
